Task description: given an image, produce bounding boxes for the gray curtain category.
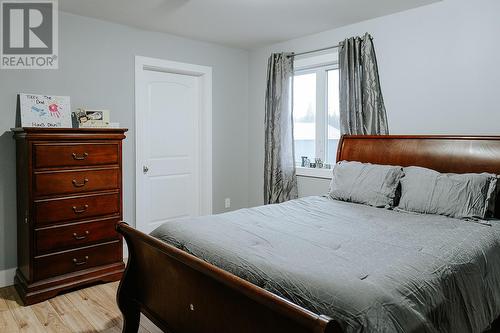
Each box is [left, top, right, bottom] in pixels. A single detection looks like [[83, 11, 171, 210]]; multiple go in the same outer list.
[[264, 53, 298, 205], [339, 33, 389, 135]]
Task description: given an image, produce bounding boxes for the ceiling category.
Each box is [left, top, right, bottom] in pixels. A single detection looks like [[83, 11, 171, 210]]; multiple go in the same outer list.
[[60, 0, 440, 49]]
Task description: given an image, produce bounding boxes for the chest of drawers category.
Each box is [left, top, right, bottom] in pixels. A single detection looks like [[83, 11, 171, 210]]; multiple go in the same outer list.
[[12, 128, 127, 305]]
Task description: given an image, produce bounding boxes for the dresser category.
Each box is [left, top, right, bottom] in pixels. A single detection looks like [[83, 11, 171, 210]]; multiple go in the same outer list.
[[12, 127, 127, 305]]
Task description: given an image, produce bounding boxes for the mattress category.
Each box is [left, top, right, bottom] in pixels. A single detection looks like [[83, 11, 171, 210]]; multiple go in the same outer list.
[[151, 196, 500, 333]]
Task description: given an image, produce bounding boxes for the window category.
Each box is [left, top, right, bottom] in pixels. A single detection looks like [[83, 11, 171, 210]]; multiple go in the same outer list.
[[293, 60, 340, 178], [327, 69, 340, 164], [293, 72, 316, 164]]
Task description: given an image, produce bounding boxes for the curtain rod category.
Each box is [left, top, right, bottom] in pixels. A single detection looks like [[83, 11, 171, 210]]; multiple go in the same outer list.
[[286, 35, 374, 57], [287, 44, 340, 58]]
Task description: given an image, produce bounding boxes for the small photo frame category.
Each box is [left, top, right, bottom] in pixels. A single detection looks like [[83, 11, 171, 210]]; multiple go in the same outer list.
[[73, 109, 110, 128]]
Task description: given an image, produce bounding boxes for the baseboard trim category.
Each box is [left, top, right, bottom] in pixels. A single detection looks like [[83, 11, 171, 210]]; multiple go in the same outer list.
[[0, 268, 16, 288]]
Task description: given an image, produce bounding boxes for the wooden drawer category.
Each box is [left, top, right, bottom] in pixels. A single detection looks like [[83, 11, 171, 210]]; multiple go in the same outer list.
[[34, 241, 122, 281], [34, 168, 119, 197], [34, 143, 119, 169], [35, 192, 120, 226], [36, 220, 120, 254]]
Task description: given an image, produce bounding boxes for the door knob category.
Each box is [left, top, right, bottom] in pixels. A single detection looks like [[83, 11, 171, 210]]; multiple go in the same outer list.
[[143, 165, 149, 174]]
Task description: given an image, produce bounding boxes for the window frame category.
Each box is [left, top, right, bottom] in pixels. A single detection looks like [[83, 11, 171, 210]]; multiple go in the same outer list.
[[293, 57, 339, 179]]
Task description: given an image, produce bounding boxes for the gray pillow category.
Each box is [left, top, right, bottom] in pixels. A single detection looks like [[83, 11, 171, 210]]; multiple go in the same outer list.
[[487, 175, 500, 217], [328, 161, 404, 208], [397, 166, 498, 219]]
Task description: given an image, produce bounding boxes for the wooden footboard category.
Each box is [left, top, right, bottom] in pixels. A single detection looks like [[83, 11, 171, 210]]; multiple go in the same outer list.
[[116, 222, 342, 333]]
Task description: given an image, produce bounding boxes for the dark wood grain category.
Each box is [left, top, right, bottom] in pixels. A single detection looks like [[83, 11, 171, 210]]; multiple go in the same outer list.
[[118, 135, 500, 333], [12, 127, 127, 305], [15, 138, 31, 281], [33, 142, 119, 168], [34, 192, 120, 226], [34, 240, 122, 280], [15, 263, 124, 305], [35, 218, 120, 254], [34, 167, 120, 197]]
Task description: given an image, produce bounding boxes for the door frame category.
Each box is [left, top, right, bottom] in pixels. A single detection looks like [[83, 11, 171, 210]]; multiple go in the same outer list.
[[135, 55, 213, 230]]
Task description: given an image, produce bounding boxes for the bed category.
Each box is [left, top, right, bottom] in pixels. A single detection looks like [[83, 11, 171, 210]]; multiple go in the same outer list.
[[117, 135, 500, 333]]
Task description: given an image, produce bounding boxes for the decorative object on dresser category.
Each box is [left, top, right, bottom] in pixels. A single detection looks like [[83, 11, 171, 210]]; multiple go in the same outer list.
[[18, 94, 72, 128], [12, 127, 127, 305], [73, 108, 111, 128]]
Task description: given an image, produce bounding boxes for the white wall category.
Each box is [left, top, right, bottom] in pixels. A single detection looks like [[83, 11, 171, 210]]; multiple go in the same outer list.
[[0, 12, 249, 281], [248, 0, 500, 206]]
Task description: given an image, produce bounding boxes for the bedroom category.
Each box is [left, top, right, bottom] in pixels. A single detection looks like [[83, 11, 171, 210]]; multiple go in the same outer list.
[[0, 0, 500, 332]]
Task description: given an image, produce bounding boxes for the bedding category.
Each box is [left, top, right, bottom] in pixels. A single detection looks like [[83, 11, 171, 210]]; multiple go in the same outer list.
[[398, 166, 498, 219], [151, 196, 500, 333], [328, 161, 403, 208]]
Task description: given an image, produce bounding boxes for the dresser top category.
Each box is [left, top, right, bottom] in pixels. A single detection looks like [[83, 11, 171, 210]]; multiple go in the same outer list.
[[11, 127, 128, 140], [11, 127, 128, 133]]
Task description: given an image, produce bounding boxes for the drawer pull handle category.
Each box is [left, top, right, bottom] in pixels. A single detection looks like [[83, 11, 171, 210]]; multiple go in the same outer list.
[[72, 204, 89, 214], [72, 256, 89, 266], [72, 178, 89, 187], [72, 152, 89, 160], [73, 230, 89, 240]]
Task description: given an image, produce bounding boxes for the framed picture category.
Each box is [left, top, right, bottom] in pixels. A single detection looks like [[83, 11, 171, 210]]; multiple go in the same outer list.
[[18, 94, 71, 128], [73, 109, 110, 128]]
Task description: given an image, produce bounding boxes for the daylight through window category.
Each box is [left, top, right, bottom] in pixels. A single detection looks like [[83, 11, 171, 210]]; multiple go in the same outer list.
[[293, 64, 340, 169]]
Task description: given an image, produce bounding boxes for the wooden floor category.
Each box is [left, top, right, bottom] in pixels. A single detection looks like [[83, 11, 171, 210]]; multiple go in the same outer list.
[[1, 281, 499, 333], [0, 281, 162, 333]]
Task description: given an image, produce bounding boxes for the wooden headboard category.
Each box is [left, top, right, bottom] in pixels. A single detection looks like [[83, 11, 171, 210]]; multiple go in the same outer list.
[[337, 135, 500, 217]]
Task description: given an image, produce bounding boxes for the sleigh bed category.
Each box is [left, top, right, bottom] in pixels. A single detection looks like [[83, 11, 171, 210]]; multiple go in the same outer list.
[[116, 135, 500, 333]]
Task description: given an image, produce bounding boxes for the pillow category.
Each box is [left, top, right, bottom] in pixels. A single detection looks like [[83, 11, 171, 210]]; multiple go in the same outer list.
[[397, 166, 498, 219], [487, 175, 500, 217], [328, 161, 404, 208]]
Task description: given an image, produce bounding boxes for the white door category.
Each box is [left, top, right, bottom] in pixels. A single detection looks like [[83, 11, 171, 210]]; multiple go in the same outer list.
[[136, 58, 212, 234]]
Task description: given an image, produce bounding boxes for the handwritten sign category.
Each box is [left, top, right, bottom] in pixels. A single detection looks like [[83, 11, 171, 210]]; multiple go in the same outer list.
[[19, 94, 71, 128]]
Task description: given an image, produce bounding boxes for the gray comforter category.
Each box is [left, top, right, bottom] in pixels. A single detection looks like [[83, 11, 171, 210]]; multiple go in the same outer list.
[[151, 196, 500, 333]]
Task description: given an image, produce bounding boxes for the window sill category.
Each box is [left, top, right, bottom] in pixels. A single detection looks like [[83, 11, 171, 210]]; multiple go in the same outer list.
[[296, 167, 332, 179]]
